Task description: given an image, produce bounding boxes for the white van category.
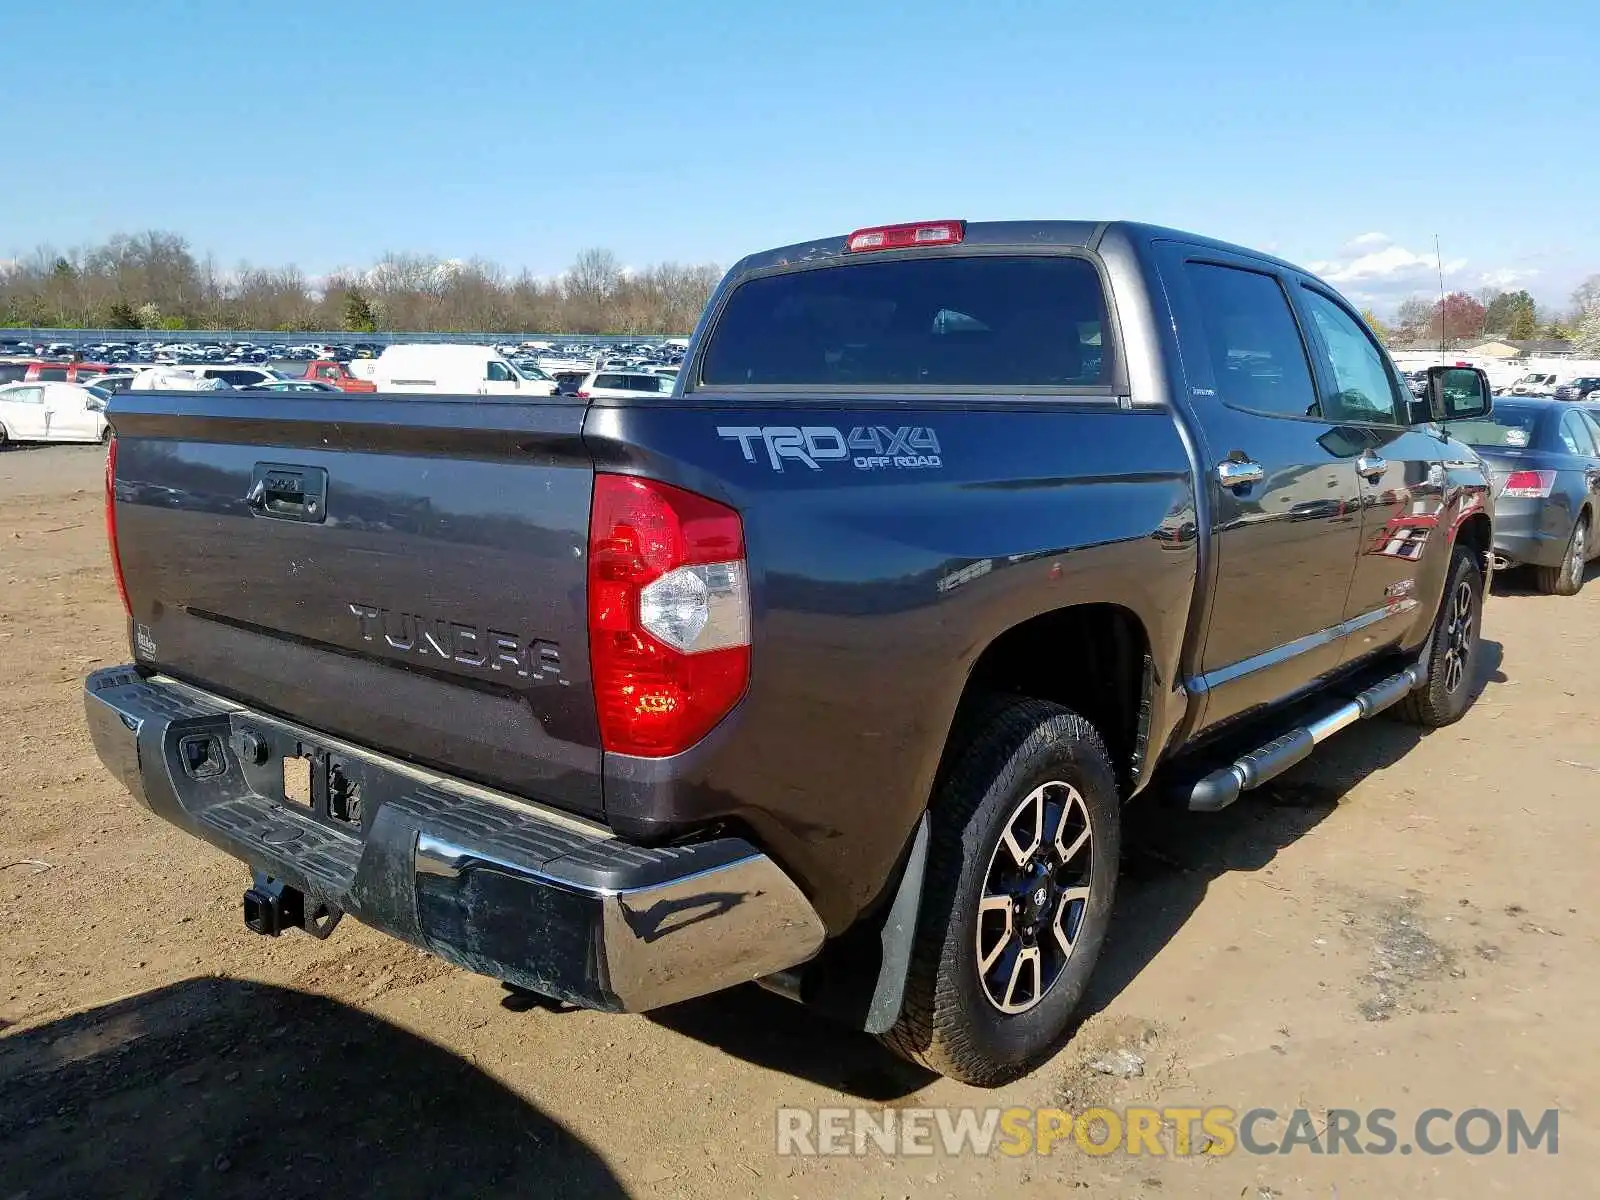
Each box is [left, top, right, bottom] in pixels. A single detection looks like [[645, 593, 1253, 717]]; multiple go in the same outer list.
[[372, 345, 558, 396]]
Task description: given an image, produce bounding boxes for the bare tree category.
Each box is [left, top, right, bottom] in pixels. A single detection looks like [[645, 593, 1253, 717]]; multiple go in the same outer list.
[[0, 231, 719, 334]]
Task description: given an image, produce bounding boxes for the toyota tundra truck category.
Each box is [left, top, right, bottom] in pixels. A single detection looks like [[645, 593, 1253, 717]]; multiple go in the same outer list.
[[85, 220, 1495, 1085]]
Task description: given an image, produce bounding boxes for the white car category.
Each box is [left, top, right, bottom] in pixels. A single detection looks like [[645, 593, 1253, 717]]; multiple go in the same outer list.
[[0, 382, 110, 446], [576, 369, 678, 400], [188, 365, 285, 389], [372, 345, 558, 396]]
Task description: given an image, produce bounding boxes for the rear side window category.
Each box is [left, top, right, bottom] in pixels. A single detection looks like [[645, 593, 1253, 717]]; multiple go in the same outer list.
[[1182, 263, 1318, 420], [700, 255, 1112, 388], [0, 364, 27, 384], [595, 374, 628, 389], [1559, 410, 1596, 456], [34, 367, 68, 382], [1580, 409, 1600, 446]]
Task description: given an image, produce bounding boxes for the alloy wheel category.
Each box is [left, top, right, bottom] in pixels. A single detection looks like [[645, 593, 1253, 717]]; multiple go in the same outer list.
[[975, 781, 1094, 1014], [1441, 578, 1475, 694]]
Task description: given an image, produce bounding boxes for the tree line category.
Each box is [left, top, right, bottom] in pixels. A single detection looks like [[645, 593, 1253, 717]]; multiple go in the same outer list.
[[0, 232, 722, 335], [1362, 275, 1600, 354], [6, 230, 1598, 354]]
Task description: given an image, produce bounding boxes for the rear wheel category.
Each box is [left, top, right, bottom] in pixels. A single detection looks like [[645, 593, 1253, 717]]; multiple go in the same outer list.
[[1396, 543, 1485, 728], [1535, 514, 1588, 596], [881, 697, 1120, 1086], [0, 422, 8, 449]]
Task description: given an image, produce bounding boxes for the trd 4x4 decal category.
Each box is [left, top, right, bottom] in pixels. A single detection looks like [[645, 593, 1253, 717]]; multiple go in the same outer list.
[[717, 425, 942, 472]]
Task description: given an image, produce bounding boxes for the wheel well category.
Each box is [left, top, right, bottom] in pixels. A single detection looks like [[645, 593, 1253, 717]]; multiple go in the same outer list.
[[1455, 511, 1492, 575], [947, 604, 1151, 796]]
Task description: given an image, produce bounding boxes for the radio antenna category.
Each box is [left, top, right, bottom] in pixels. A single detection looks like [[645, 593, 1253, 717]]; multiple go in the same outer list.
[[1435, 233, 1447, 362]]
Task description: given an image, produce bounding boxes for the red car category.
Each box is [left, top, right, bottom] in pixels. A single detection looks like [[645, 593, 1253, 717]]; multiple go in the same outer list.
[[23, 361, 114, 384], [302, 360, 376, 393]]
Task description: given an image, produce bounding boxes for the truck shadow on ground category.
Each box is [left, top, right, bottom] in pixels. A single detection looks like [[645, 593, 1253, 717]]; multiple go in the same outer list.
[[1080, 637, 1507, 1021], [650, 983, 939, 1100], [0, 978, 626, 1200]]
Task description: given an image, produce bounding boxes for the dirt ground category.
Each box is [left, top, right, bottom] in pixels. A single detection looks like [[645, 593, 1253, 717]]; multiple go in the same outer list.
[[1, 444, 1595, 1198]]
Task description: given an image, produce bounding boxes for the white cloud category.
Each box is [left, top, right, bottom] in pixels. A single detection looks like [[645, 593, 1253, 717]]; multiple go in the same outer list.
[[1311, 234, 1547, 315], [1475, 267, 1539, 290], [1309, 235, 1472, 311], [1310, 244, 1466, 287]]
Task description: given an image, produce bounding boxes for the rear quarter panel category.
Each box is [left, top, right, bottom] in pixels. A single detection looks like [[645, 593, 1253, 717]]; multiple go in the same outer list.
[[585, 399, 1198, 930]]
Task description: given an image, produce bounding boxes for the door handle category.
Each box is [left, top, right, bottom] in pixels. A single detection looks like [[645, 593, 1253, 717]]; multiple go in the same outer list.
[[1356, 453, 1387, 480], [1217, 459, 1265, 489]]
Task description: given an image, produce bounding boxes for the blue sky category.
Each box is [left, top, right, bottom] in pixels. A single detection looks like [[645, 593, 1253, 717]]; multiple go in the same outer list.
[[6, 0, 1596, 314]]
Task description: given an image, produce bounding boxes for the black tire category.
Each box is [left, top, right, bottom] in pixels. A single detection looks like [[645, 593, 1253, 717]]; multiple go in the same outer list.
[[1534, 513, 1588, 596], [0, 422, 8, 449], [881, 697, 1120, 1087], [1395, 544, 1485, 728]]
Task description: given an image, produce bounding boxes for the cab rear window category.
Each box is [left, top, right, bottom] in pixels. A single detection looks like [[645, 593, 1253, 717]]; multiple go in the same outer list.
[[700, 255, 1112, 389]]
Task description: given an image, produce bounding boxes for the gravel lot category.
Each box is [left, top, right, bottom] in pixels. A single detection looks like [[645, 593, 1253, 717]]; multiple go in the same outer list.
[[1, 445, 1594, 1197]]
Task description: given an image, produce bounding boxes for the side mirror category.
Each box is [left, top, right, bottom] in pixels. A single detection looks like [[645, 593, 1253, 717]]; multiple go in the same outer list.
[[1425, 366, 1491, 423]]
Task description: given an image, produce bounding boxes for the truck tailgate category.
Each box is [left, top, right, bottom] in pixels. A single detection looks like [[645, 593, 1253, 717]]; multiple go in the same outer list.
[[108, 391, 603, 818]]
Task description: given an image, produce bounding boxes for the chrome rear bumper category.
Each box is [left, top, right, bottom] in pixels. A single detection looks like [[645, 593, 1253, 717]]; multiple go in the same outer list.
[[84, 667, 825, 1011]]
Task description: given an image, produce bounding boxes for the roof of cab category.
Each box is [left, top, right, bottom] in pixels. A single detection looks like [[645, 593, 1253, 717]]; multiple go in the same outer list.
[[726, 219, 1310, 282]]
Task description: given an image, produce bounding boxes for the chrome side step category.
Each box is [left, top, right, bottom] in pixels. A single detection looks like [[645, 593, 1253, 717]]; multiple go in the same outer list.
[[1187, 665, 1423, 812]]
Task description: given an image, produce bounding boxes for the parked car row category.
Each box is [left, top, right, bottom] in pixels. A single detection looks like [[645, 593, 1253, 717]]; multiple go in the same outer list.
[[0, 333, 688, 403], [0, 339, 388, 366], [0, 336, 688, 373], [1501, 371, 1600, 399], [1402, 368, 1600, 403]]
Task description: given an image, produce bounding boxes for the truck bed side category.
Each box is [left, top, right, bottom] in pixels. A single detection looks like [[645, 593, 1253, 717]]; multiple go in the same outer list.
[[584, 397, 1198, 929]]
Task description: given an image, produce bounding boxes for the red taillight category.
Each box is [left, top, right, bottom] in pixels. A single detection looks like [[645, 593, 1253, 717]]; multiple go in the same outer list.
[[588, 475, 750, 757], [105, 435, 131, 617], [576, 390, 591, 400], [845, 220, 965, 253], [1502, 469, 1556, 499]]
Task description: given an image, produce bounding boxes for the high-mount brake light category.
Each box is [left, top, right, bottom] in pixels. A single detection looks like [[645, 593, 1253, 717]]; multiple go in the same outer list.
[[588, 475, 750, 757], [845, 220, 966, 253]]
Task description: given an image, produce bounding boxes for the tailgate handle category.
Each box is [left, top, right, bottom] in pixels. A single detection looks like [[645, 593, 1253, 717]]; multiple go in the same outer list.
[[247, 463, 327, 523]]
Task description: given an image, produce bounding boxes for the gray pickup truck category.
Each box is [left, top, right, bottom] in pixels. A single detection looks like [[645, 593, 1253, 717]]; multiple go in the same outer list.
[[86, 219, 1494, 1085]]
